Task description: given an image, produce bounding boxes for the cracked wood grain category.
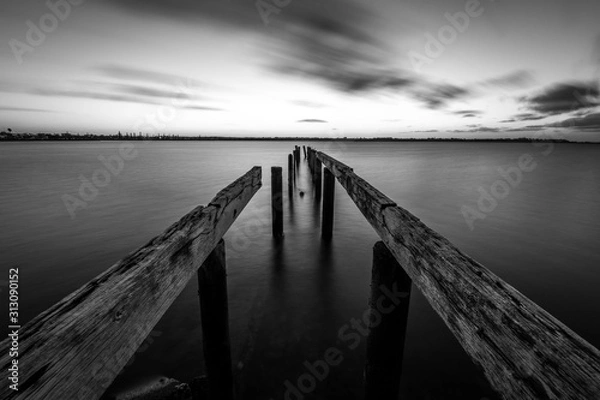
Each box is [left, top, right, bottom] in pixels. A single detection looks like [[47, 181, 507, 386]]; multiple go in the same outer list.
[[0, 166, 262, 400], [315, 151, 600, 400]]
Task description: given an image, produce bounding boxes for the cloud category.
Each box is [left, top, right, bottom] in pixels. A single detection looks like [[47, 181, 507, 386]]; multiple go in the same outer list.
[[33, 82, 216, 109], [33, 87, 162, 105], [548, 112, 600, 130], [473, 126, 501, 132], [267, 1, 427, 96], [29, 64, 219, 109], [453, 110, 481, 115], [505, 125, 546, 132], [450, 126, 501, 133], [453, 110, 481, 118], [514, 113, 546, 121], [500, 113, 546, 123], [410, 84, 470, 109], [520, 81, 600, 114], [183, 105, 223, 111], [0, 106, 52, 113], [104, 0, 260, 28], [95, 65, 203, 88], [297, 119, 328, 123], [480, 70, 536, 89]]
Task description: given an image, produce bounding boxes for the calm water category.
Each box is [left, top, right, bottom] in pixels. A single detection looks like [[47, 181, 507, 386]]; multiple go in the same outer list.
[[1, 141, 599, 399]]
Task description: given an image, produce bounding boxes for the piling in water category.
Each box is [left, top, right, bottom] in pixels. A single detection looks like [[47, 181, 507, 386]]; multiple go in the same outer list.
[[322, 167, 335, 240], [288, 154, 293, 189], [364, 241, 412, 400], [197, 239, 235, 400], [271, 166, 283, 237]]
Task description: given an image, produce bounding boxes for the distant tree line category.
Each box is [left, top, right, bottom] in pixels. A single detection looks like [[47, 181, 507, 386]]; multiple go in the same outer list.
[[0, 130, 583, 143]]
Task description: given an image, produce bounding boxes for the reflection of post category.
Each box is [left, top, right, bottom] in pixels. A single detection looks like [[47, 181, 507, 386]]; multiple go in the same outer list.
[[322, 167, 335, 240], [197, 239, 235, 400], [365, 241, 412, 400], [271, 166, 283, 237]]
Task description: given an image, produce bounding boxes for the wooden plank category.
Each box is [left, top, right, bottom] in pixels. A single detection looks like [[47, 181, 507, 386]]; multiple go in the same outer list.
[[0, 167, 262, 400], [315, 151, 600, 399], [197, 239, 234, 400]]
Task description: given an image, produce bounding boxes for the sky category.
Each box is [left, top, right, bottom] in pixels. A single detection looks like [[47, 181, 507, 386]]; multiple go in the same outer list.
[[1, 0, 600, 140]]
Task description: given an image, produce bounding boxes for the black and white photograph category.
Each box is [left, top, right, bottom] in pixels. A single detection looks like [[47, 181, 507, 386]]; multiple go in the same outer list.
[[1, 0, 600, 399]]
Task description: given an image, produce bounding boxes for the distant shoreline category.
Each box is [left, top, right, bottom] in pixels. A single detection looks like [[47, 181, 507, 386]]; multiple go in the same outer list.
[[0, 132, 597, 144]]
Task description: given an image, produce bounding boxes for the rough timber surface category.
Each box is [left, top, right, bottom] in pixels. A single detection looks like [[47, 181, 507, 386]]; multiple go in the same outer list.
[[316, 151, 600, 400], [0, 167, 262, 400]]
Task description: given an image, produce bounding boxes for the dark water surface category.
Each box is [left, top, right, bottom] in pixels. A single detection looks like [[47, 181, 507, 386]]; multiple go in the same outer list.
[[1, 141, 599, 399]]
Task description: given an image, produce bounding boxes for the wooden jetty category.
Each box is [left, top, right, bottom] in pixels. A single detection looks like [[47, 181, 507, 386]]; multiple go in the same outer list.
[[1, 147, 600, 400]]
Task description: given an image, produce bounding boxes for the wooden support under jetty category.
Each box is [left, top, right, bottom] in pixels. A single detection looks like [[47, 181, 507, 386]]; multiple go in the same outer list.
[[271, 166, 283, 238], [197, 239, 234, 400], [315, 150, 600, 400], [314, 159, 322, 200], [0, 167, 262, 400], [321, 167, 335, 240], [288, 154, 293, 189], [365, 241, 412, 400]]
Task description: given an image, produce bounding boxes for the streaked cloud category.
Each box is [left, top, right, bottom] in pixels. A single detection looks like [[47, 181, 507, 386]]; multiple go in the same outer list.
[[479, 70, 536, 89], [297, 119, 328, 123], [0, 106, 53, 113], [520, 81, 600, 114], [549, 112, 600, 130]]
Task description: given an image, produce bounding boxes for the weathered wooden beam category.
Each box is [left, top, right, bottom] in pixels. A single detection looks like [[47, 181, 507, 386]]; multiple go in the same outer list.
[[197, 239, 234, 400], [0, 167, 262, 400], [321, 167, 335, 240], [365, 241, 412, 400], [271, 166, 283, 238], [315, 150, 600, 399]]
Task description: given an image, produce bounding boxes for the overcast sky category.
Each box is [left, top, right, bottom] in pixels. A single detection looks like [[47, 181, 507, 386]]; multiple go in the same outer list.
[[1, 0, 599, 139]]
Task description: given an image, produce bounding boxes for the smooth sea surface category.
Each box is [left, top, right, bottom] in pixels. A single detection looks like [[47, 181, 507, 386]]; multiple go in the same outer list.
[[1, 141, 599, 399]]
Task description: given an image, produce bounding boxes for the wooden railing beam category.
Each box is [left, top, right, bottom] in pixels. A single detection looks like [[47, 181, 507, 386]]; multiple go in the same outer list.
[[315, 150, 600, 400], [0, 167, 262, 400]]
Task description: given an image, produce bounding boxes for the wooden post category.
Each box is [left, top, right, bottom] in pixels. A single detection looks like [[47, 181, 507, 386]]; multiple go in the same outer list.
[[271, 166, 283, 237], [314, 160, 322, 199], [197, 239, 235, 400], [322, 167, 335, 240], [365, 241, 412, 400], [288, 154, 293, 189]]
